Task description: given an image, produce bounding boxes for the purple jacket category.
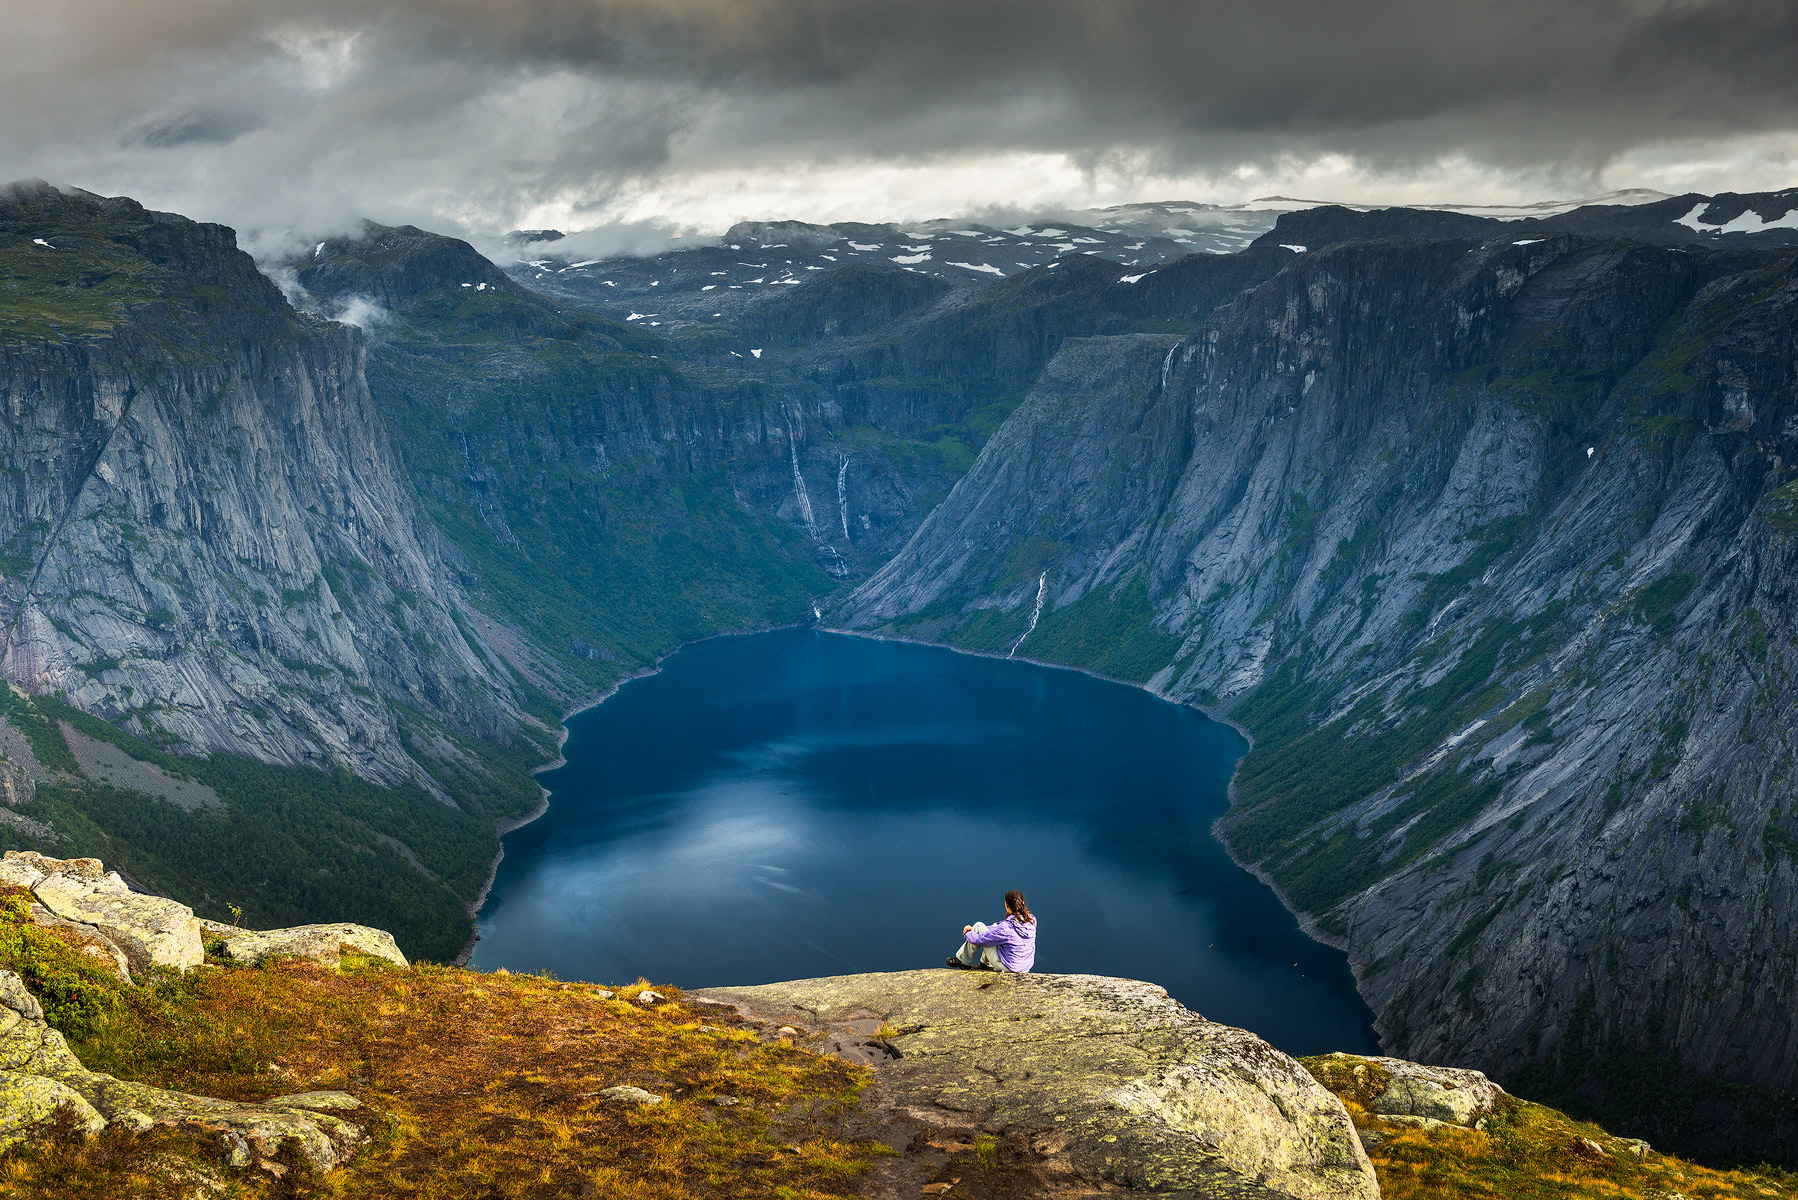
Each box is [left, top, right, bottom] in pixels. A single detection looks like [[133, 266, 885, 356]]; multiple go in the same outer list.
[[967, 915, 1037, 973]]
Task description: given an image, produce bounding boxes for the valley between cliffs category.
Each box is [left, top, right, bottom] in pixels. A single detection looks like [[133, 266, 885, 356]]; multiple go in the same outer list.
[[9, 176, 1798, 1159]]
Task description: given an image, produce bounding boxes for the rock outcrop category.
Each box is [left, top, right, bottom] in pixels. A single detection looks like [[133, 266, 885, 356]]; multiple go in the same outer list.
[[31, 872, 202, 976], [0, 964, 364, 1165], [0, 853, 393, 1166], [13, 178, 1798, 1158], [700, 970, 1379, 1200], [213, 922, 408, 969], [5, 851, 408, 977], [0, 181, 532, 787], [2, 852, 199, 977], [1304, 1053, 1505, 1129]]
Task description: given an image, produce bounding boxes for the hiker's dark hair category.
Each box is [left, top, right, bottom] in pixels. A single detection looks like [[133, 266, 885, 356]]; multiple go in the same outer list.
[[1004, 889, 1034, 924]]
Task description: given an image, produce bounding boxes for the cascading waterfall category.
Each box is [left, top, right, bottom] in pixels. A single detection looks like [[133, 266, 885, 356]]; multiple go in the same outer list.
[[782, 412, 851, 577], [783, 413, 819, 538], [1008, 572, 1048, 658], [836, 454, 851, 540]]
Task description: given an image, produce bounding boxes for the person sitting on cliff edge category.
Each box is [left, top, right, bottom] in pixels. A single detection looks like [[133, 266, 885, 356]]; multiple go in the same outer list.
[[946, 889, 1036, 973]]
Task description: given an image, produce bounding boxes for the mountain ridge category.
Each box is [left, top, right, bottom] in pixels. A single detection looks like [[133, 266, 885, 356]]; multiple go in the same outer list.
[[837, 216, 1798, 1156]]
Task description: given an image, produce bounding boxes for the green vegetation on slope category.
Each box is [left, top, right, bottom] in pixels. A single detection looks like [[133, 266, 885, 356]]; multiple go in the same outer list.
[[423, 471, 830, 694], [1630, 571, 1697, 635], [1505, 987, 1798, 1168], [0, 888, 127, 1041], [0, 690, 549, 962], [895, 576, 1182, 684], [0, 185, 296, 359], [1021, 577, 1183, 682], [359, 268, 833, 694], [1227, 615, 1538, 916]]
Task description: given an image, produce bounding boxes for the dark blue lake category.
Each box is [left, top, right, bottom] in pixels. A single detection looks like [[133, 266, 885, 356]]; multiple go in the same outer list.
[[472, 628, 1378, 1057]]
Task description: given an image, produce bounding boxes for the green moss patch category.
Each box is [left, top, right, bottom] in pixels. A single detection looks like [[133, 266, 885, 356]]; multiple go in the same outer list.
[[0, 888, 127, 1041]]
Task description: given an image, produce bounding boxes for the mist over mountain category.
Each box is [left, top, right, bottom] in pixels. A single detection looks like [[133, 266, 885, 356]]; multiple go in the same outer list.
[[9, 0, 1798, 240]]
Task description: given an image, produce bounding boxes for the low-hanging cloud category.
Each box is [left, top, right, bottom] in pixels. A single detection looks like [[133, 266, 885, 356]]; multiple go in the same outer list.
[[2, 0, 1794, 244]]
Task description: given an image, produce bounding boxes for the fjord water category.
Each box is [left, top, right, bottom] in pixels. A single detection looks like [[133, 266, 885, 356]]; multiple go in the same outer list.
[[474, 629, 1378, 1057]]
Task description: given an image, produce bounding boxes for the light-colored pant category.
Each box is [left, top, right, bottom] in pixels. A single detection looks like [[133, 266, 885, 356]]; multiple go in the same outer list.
[[955, 922, 1007, 971]]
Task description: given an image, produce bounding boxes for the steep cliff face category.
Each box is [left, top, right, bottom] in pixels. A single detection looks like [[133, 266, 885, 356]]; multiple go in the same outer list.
[[841, 226, 1798, 1153], [294, 222, 853, 697], [0, 183, 549, 959], [14, 179, 1798, 1152], [0, 183, 530, 782]]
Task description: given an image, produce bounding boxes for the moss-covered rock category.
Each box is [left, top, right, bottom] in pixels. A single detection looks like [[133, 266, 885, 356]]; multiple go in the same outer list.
[[0, 963, 365, 1170], [0, 1069, 104, 1148], [30, 873, 202, 976], [0, 855, 381, 1171]]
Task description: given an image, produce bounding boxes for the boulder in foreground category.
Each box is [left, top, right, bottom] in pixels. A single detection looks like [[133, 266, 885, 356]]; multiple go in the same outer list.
[[0, 967, 363, 1165], [1304, 1052, 1505, 1129], [0, 853, 372, 1168], [213, 922, 409, 969], [699, 969, 1379, 1200], [3, 852, 203, 976]]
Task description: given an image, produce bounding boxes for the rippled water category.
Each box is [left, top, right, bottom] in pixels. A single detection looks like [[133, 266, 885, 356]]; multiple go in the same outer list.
[[473, 628, 1378, 1057]]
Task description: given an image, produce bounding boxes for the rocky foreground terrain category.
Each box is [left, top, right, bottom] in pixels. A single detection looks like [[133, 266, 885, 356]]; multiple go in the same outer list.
[[9, 177, 1798, 1156], [0, 851, 398, 1171], [3, 851, 1789, 1200]]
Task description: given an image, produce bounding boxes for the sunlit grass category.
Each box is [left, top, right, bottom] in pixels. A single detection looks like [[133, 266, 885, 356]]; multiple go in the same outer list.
[[4, 956, 882, 1199], [1305, 1055, 1798, 1200]]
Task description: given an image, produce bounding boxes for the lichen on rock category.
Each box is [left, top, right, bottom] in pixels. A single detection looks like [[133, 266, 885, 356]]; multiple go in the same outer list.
[[0, 959, 366, 1170], [218, 923, 408, 970], [28, 865, 202, 975], [0, 853, 379, 1171], [1304, 1052, 1504, 1128], [0, 1069, 105, 1148], [700, 969, 1379, 1200]]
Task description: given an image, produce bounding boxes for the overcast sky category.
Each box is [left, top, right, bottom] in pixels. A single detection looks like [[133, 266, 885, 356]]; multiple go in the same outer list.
[[5, 0, 1796, 251]]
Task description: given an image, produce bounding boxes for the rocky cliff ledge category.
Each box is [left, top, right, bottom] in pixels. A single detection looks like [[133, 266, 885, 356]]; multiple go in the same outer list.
[[701, 971, 1379, 1200], [0, 852, 396, 1171], [1, 852, 1787, 1199]]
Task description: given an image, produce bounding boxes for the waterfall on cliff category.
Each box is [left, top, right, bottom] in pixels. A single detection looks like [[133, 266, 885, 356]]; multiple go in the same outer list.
[[1009, 572, 1049, 658], [783, 413, 819, 539], [837, 454, 851, 540]]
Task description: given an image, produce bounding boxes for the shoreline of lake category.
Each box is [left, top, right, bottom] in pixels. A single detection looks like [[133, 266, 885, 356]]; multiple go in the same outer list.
[[470, 626, 1378, 1057]]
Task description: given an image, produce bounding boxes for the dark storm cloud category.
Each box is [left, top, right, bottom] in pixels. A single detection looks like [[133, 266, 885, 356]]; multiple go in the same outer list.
[[136, 108, 268, 149], [368, 0, 1798, 140], [2, 0, 1794, 238]]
